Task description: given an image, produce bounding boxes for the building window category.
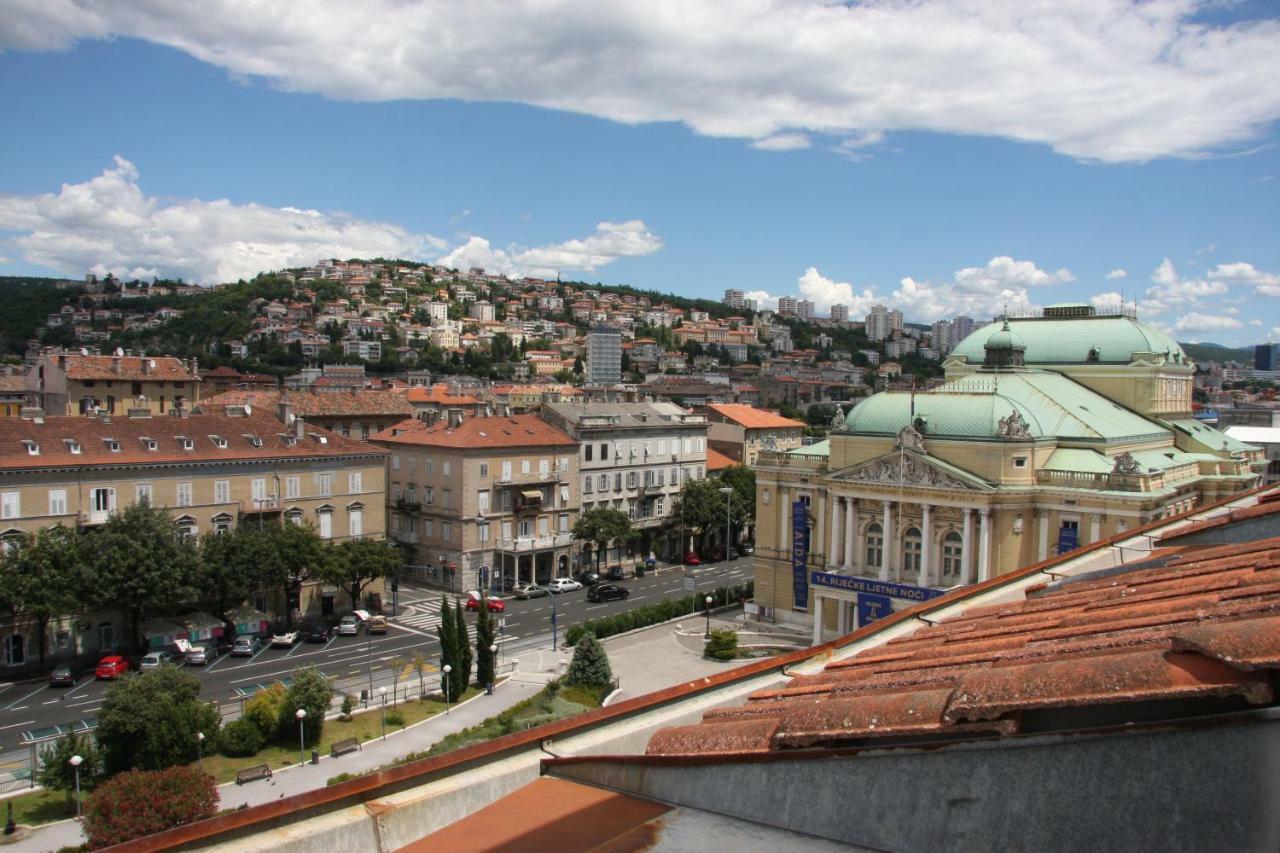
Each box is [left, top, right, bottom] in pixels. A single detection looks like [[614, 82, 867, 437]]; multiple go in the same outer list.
[[521, 460, 531, 475], [316, 472, 333, 497], [349, 507, 363, 539], [613, 473, 622, 492], [349, 472, 363, 494], [442, 521, 452, 540], [361, 425, 370, 440], [478, 490, 490, 514], [286, 476, 300, 499], [213, 513, 233, 535], [866, 523, 883, 568], [135, 483, 153, 505], [392, 454, 400, 471], [91, 487, 115, 515], [318, 508, 333, 539], [442, 461, 451, 477], [1013, 457, 1027, 468], [214, 480, 230, 504], [501, 461, 512, 480], [478, 521, 489, 543], [442, 489, 452, 509], [599, 443, 608, 460], [1, 493, 19, 520], [585, 445, 593, 462], [539, 459, 550, 476], [626, 472, 638, 489], [425, 487, 435, 505], [584, 477, 593, 494], [251, 478, 268, 502], [560, 485, 570, 505], [559, 513, 569, 532], [175, 516, 198, 539], [48, 489, 67, 516], [942, 531, 963, 580], [4, 634, 25, 666], [479, 463, 489, 478], [598, 474, 608, 491], [901, 528, 922, 580], [424, 518, 434, 538], [176, 482, 193, 507], [538, 516, 549, 535], [518, 519, 531, 538]]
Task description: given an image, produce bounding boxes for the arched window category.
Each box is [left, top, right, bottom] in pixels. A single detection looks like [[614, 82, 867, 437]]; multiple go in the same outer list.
[[901, 527, 922, 581], [942, 531, 963, 581], [865, 523, 883, 569], [317, 505, 334, 539], [285, 507, 304, 526], [174, 515, 197, 540], [211, 513, 233, 535]]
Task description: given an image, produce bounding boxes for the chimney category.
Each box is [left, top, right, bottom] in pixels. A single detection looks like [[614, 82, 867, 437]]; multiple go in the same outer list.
[[19, 406, 44, 422], [294, 415, 305, 439], [278, 399, 293, 426], [447, 408, 464, 429], [111, 356, 121, 375], [142, 357, 155, 376]]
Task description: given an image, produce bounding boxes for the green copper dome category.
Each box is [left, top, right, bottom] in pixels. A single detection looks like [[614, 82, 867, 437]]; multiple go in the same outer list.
[[950, 313, 1187, 365], [984, 320, 1026, 352]]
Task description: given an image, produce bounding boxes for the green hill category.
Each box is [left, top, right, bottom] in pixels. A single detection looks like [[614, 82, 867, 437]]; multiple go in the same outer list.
[[1179, 341, 1255, 364]]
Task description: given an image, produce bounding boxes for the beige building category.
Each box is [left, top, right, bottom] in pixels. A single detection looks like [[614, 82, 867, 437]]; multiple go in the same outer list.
[[199, 388, 416, 441], [374, 412, 579, 593], [700, 403, 805, 466], [753, 306, 1266, 641], [27, 349, 201, 416], [0, 401, 387, 669]]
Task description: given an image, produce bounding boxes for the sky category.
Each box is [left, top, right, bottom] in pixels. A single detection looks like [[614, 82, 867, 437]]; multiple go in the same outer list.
[[0, 1, 1278, 344]]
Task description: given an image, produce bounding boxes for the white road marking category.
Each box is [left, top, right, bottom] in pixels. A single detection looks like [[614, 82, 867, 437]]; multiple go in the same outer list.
[[0, 720, 36, 732]]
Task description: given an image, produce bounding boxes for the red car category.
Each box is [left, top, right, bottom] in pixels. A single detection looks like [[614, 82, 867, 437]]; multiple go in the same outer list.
[[465, 593, 506, 613], [95, 655, 130, 679], [684, 551, 702, 566]]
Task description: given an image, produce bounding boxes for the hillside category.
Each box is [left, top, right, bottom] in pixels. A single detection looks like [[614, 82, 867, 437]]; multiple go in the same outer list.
[[1179, 341, 1255, 364], [0, 276, 85, 356]]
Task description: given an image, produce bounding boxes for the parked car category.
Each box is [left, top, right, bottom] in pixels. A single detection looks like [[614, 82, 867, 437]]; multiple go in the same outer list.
[[95, 655, 130, 679], [739, 542, 755, 556], [515, 584, 550, 600], [139, 650, 174, 671], [366, 615, 388, 634], [684, 551, 702, 566], [49, 665, 81, 687], [185, 643, 220, 666], [305, 623, 334, 643], [231, 635, 262, 656], [605, 566, 626, 581], [548, 577, 583, 594], [587, 583, 631, 603], [465, 592, 506, 612], [575, 570, 601, 585], [337, 613, 363, 636], [270, 629, 301, 648]]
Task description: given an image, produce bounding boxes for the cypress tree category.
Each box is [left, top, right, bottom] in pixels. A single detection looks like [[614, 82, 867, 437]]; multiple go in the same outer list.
[[436, 596, 456, 697], [475, 600, 496, 688], [454, 599, 473, 697]]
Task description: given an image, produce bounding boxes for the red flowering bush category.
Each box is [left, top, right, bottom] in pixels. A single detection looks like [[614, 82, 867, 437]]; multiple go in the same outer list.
[[82, 765, 218, 848]]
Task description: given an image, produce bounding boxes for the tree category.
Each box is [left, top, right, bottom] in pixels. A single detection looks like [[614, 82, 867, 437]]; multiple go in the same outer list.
[[38, 730, 99, 809], [572, 508, 637, 571], [0, 525, 84, 671], [436, 596, 459, 696], [406, 648, 432, 699], [96, 667, 221, 774], [453, 599, 472, 698], [317, 538, 399, 612], [83, 766, 217, 849], [88, 503, 200, 649], [718, 465, 757, 541], [196, 528, 263, 624], [475, 600, 496, 688], [256, 522, 326, 628], [674, 478, 726, 552], [565, 634, 612, 689], [242, 682, 287, 740], [278, 667, 332, 746]]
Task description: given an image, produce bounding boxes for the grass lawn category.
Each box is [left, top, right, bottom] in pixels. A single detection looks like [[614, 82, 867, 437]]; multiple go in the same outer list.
[[421, 681, 607, 759], [199, 688, 482, 786], [3, 786, 78, 827]]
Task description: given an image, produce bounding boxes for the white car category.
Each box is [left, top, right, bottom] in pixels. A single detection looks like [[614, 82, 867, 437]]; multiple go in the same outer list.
[[336, 614, 362, 636], [547, 577, 583, 594], [271, 629, 300, 648]]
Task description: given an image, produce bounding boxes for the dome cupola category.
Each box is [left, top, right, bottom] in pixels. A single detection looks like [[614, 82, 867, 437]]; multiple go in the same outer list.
[[983, 318, 1026, 368]]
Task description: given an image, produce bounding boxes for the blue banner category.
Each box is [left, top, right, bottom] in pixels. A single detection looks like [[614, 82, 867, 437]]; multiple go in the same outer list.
[[809, 570, 946, 603], [792, 500, 809, 610], [1057, 526, 1079, 554], [857, 593, 893, 627]]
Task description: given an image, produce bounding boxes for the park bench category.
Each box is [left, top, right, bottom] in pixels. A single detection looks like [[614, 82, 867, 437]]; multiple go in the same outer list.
[[330, 738, 362, 758], [235, 763, 273, 785]]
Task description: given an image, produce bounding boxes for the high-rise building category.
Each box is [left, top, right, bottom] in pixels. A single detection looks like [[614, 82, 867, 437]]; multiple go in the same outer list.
[[586, 325, 622, 385], [865, 305, 903, 342], [931, 319, 953, 354], [951, 315, 976, 343], [1256, 344, 1280, 371], [796, 300, 815, 321], [777, 296, 798, 317], [830, 304, 849, 323], [723, 289, 746, 311]]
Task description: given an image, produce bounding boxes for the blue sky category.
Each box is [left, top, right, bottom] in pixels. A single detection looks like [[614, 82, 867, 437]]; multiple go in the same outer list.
[[0, 1, 1278, 344]]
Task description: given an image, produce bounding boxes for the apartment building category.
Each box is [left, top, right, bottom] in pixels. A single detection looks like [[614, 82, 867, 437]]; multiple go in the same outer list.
[[27, 349, 202, 416], [864, 306, 904, 342], [374, 413, 579, 593], [699, 403, 805, 466], [586, 325, 622, 385], [830, 304, 849, 323], [539, 401, 709, 564], [0, 402, 387, 667], [200, 388, 416, 441]]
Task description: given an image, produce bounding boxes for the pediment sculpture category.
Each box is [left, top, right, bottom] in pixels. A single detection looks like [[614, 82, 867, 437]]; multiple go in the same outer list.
[[848, 455, 970, 490], [996, 409, 1032, 440], [895, 424, 926, 453], [1112, 452, 1142, 475], [829, 406, 846, 431]]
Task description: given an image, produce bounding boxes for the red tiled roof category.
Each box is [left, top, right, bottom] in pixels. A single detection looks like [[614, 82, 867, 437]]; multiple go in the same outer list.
[[371, 414, 575, 450], [404, 384, 481, 405], [0, 410, 382, 469], [646, 534, 1280, 757], [706, 446, 737, 471], [61, 354, 198, 382], [702, 403, 804, 429], [200, 389, 415, 418], [1158, 497, 1280, 539]]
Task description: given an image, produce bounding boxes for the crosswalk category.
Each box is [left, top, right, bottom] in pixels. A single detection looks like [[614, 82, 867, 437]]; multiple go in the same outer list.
[[395, 597, 476, 639]]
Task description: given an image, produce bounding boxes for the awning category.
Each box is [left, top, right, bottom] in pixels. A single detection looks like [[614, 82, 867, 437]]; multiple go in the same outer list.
[[520, 490, 543, 500]]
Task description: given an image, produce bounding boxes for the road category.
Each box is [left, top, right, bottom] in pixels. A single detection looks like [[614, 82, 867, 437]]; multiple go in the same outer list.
[[0, 557, 753, 757]]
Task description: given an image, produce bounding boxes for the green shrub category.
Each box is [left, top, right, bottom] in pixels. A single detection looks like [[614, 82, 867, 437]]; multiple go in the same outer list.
[[340, 693, 357, 720], [385, 710, 405, 727], [327, 772, 356, 786], [566, 634, 613, 688], [38, 731, 99, 806], [277, 667, 332, 746], [564, 581, 754, 645], [242, 683, 287, 740], [219, 718, 265, 757], [559, 684, 606, 707], [704, 628, 739, 661]]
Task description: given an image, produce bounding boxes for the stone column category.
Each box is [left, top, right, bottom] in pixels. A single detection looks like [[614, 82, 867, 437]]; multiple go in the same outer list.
[[844, 499, 857, 571], [828, 496, 842, 570], [961, 508, 974, 585], [1038, 511, 1050, 562], [880, 501, 894, 581], [816, 492, 827, 568], [919, 503, 933, 587], [1090, 513, 1102, 545], [978, 508, 992, 583], [811, 595, 824, 646], [776, 487, 788, 555], [836, 599, 848, 635]]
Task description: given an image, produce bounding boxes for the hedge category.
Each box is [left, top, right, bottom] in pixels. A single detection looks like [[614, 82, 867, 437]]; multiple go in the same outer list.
[[565, 581, 753, 646]]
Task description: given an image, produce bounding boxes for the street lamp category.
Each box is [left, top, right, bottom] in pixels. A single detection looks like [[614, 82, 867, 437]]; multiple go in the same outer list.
[[69, 755, 83, 818], [295, 708, 307, 766], [442, 663, 452, 714], [489, 644, 498, 691], [366, 615, 374, 707], [196, 731, 205, 774], [379, 686, 388, 740], [719, 486, 733, 607], [704, 594, 714, 639]]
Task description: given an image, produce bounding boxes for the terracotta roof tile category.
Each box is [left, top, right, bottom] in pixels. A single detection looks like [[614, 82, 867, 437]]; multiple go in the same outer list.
[[370, 413, 575, 450], [701, 403, 805, 430], [200, 389, 415, 418], [60, 354, 198, 382]]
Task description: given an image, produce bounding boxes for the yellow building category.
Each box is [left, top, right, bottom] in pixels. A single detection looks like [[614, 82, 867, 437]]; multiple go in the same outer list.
[[752, 305, 1265, 641], [27, 349, 201, 416], [0, 401, 387, 668], [374, 412, 580, 593]]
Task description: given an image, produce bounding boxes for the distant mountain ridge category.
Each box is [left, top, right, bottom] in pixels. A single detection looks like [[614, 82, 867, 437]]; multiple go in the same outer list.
[[1179, 341, 1256, 364]]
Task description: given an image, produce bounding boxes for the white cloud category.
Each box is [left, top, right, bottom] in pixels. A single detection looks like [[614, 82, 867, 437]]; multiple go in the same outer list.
[[1105, 268, 1127, 280], [0, 156, 445, 283], [1141, 258, 1228, 311], [1207, 261, 1280, 296], [436, 220, 663, 278], [794, 267, 877, 315], [1175, 313, 1244, 332], [7, 2, 1280, 163], [953, 256, 1074, 291], [752, 133, 811, 152]]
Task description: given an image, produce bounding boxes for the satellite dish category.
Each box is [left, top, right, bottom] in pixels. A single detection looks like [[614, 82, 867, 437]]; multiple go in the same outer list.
[[114, 347, 124, 357], [244, 403, 253, 415]]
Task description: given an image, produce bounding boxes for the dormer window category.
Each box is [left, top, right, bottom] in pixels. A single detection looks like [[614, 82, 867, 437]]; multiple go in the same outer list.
[[176, 435, 194, 451], [21, 440, 39, 456], [64, 439, 81, 455], [104, 438, 120, 452], [140, 437, 158, 451], [210, 435, 228, 449], [314, 435, 328, 445], [245, 434, 263, 448], [283, 435, 297, 447]]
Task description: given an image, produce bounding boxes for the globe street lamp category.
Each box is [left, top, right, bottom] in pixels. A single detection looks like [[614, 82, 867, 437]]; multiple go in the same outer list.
[[69, 755, 83, 818], [719, 486, 733, 607], [704, 594, 714, 639], [442, 664, 452, 714], [295, 708, 307, 766], [196, 731, 206, 774], [379, 686, 388, 740], [489, 644, 498, 692]]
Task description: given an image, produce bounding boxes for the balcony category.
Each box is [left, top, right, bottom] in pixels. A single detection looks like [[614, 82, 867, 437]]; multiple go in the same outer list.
[[79, 509, 113, 526], [496, 533, 572, 552], [392, 528, 419, 544], [497, 469, 561, 486], [240, 497, 282, 514]]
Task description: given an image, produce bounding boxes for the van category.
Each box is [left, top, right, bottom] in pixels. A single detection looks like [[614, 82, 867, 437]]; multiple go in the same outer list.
[[366, 615, 388, 634]]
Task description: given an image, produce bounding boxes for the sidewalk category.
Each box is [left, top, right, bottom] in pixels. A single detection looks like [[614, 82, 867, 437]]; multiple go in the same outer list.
[[7, 611, 748, 851]]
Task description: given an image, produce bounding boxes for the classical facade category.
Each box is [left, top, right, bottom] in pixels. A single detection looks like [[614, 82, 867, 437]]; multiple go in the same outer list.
[[373, 413, 579, 593], [753, 305, 1266, 639], [539, 401, 709, 563]]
